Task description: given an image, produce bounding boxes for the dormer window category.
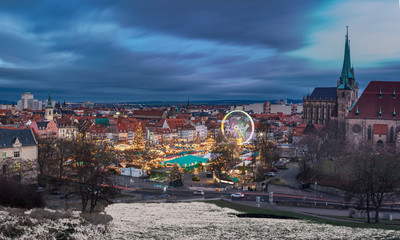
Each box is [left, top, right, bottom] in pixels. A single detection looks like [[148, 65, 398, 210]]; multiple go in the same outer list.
[[379, 88, 382, 98], [393, 88, 396, 99], [379, 106, 382, 118]]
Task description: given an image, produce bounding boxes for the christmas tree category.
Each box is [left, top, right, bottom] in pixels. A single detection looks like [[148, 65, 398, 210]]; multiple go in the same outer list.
[[133, 122, 146, 152], [169, 163, 184, 187]]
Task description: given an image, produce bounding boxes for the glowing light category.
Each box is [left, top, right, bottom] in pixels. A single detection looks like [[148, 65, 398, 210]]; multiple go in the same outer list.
[[221, 110, 254, 144]]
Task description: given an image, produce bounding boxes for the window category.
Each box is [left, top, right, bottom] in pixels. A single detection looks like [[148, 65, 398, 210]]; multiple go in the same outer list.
[[14, 151, 20, 158], [2, 165, 7, 173], [390, 127, 394, 143], [14, 162, 20, 171], [368, 126, 372, 141], [2, 152, 5, 159]]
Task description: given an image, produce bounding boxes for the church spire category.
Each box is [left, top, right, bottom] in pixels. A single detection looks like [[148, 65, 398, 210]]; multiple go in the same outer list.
[[46, 90, 53, 108], [338, 26, 353, 90]]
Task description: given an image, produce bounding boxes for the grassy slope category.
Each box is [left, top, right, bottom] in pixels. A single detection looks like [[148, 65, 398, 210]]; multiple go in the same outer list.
[[207, 200, 400, 231]]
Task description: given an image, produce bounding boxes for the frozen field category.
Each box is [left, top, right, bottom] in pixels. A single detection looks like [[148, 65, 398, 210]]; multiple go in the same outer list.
[[106, 202, 400, 240]]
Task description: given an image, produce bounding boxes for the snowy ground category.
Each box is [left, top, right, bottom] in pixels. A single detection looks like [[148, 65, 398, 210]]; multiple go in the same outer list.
[[0, 207, 110, 239], [106, 202, 400, 240]]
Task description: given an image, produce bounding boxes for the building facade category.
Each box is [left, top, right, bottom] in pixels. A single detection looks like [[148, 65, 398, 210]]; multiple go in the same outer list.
[[346, 81, 400, 151], [0, 129, 38, 183]]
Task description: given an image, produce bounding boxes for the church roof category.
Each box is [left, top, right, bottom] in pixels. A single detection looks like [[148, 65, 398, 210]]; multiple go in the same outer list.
[[348, 81, 400, 119], [373, 124, 388, 135], [309, 87, 337, 101]]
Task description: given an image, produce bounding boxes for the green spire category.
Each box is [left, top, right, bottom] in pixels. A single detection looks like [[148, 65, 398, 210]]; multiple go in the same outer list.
[[379, 88, 382, 98], [356, 105, 359, 116], [338, 26, 353, 90], [393, 88, 396, 98], [379, 106, 382, 117], [46, 90, 52, 108], [393, 106, 396, 117]]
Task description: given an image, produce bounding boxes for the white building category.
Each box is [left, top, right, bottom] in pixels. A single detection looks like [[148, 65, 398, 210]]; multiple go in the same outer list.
[[0, 129, 38, 183], [17, 92, 43, 111]]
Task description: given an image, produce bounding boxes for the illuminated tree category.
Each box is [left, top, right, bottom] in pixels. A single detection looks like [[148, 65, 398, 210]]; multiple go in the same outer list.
[[169, 163, 184, 187], [133, 122, 146, 152]]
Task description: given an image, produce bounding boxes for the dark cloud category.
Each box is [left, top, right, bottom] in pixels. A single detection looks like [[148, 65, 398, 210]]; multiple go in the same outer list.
[[0, 0, 388, 103]]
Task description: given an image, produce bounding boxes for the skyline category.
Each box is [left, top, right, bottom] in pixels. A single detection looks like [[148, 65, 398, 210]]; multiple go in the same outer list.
[[1, 1, 400, 102]]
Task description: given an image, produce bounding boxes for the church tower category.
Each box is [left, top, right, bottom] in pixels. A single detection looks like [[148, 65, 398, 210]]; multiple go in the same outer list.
[[337, 27, 358, 129], [45, 91, 54, 121], [186, 98, 191, 114]]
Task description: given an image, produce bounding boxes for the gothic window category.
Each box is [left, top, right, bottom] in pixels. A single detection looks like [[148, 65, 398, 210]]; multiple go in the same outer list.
[[377, 140, 384, 147], [315, 106, 319, 123], [310, 106, 313, 122], [321, 106, 325, 123], [2, 165, 6, 173], [342, 92, 345, 97], [390, 127, 394, 143], [368, 126, 372, 141], [352, 124, 361, 133]]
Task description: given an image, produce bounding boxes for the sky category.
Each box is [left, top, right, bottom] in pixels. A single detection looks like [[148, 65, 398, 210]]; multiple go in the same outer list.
[[1, 0, 400, 103]]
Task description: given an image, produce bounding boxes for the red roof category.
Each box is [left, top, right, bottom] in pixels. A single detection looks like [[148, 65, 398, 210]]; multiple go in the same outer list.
[[373, 124, 387, 135], [348, 81, 400, 119], [131, 110, 164, 117]]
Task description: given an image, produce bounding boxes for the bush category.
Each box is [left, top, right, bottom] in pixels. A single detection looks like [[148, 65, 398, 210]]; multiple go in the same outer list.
[[0, 177, 45, 209], [0, 222, 24, 238], [29, 208, 72, 220], [80, 213, 113, 225], [192, 176, 200, 181]]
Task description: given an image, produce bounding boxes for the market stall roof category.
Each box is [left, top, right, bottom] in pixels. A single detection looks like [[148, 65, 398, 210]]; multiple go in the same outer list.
[[163, 155, 208, 168]]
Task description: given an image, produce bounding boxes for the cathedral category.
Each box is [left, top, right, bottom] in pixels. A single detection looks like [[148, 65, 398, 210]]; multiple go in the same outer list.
[[346, 81, 400, 150], [303, 27, 400, 151], [303, 27, 358, 130]]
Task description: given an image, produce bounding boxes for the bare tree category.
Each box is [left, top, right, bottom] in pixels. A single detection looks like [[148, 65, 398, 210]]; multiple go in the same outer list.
[[55, 138, 74, 179], [294, 134, 320, 180], [37, 136, 57, 175], [346, 149, 400, 223]]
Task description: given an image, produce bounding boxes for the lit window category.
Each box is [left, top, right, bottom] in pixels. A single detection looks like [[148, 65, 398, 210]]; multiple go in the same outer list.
[[14, 151, 20, 158], [14, 162, 20, 171]]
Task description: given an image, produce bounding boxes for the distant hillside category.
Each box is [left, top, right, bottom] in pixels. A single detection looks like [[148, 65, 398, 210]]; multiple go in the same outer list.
[[0, 100, 13, 104], [119, 99, 302, 106]]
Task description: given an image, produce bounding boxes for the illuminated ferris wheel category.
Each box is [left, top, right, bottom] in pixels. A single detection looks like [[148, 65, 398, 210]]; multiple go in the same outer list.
[[221, 110, 255, 145]]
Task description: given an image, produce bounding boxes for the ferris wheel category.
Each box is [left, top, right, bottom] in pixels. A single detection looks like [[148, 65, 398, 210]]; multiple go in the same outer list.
[[221, 110, 255, 144]]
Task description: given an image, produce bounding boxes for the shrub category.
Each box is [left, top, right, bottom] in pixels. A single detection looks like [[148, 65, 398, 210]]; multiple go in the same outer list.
[[192, 176, 200, 181], [0, 222, 24, 238], [80, 213, 113, 225], [0, 177, 45, 209], [30, 209, 72, 220]]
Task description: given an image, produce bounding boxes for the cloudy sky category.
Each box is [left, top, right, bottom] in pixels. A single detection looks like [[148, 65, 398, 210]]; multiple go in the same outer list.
[[1, 0, 400, 103]]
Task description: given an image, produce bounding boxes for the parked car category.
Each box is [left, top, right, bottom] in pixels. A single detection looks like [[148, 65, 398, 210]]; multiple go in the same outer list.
[[59, 193, 68, 199], [268, 167, 278, 172], [193, 190, 205, 196], [231, 193, 245, 198], [160, 194, 170, 198], [265, 172, 275, 177]]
